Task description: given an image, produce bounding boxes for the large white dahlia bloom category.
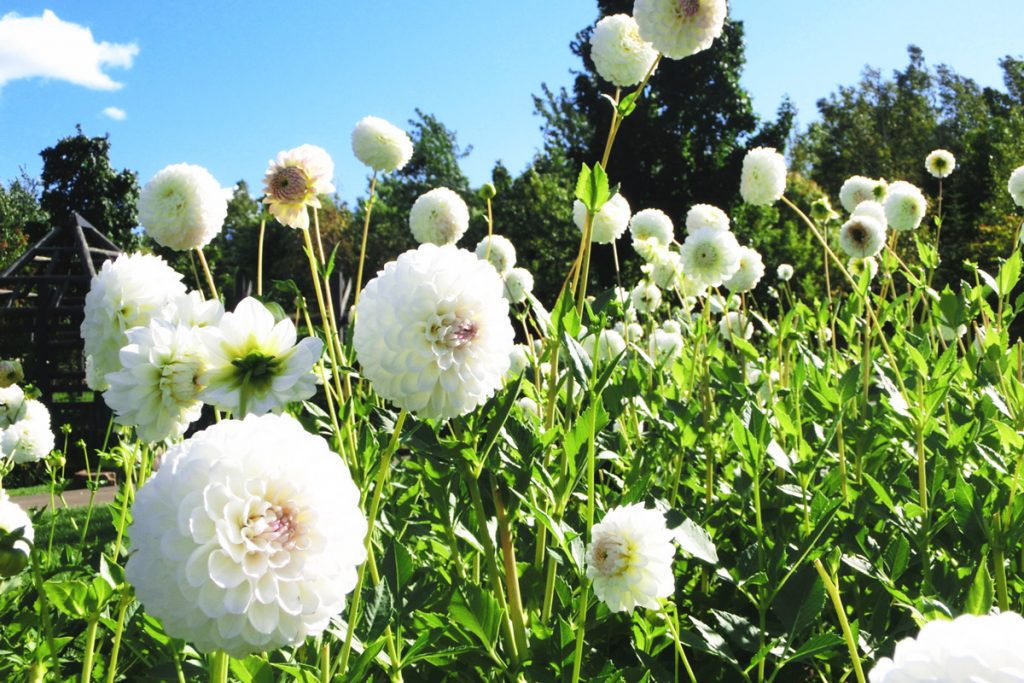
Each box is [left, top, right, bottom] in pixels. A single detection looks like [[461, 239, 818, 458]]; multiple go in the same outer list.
[[629, 208, 674, 246], [574, 193, 632, 245], [475, 234, 517, 276], [409, 188, 470, 246], [740, 147, 787, 206], [138, 163, 228, 251], [590, 14, 659, 87], [1007, 165, 1024, 208], [839, 176, 888, 213], [351, 116, 414, 173], [586, 503, 675, 612], [633, 0, 727, 60], [167, 290, 224, 329], [0, 490, 34, 559], [869, 612, 1024, 683], [199, 298, 323, 416], [630, 282, 662, 313], [685, 204, 730, 234], [81, 253, 187, 391], [723, 246, 765, 293], [884, 180, 927, 232], [852, 200, 888, 231], [925, 149, 956, 179], [679, 226, 741, 288], [647, 248, 683, 289], [124, 414, 366, 657], [354, 244, 514, 422]]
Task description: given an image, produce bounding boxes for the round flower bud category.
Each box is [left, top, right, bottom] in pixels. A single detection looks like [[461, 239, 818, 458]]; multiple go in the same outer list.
[[848, 257, 879, 282], [139, 163, 228, 251], [630, 282, 662, 313], [351, 116, 413, 173], [776, 263, 794, 282], [839, 176, 887, 213], [409, 188, 470, 246], [1, 400, 55, 464], [883, 180, 927, 232], [925, 149, 956, 179], [125, 414, 366, 657], [723, 246, 765, 293], [852, 200, 888, 230], [634, 0, 727, 60], [1008, 165, 1024, 208], [479, 182, 497, 200], [839, 215, 886, 259], [629, 208, 674, 246], [586, 504, 675, 612], [582, 329, 626, 364], [0, 360, 24, 389], [574, 194, 632, 245], [590, 14, 659, 87], [503, 268, 534, 304], [0, 491, 33, 576], [685, 204, 730, 233], [515, 397, 541, 420], [679, 226, 741, 288], [719, 311, 753, 340], [740, 147, 787, 206], [475, 235, 517, 275], [810, 196, 839, 223]]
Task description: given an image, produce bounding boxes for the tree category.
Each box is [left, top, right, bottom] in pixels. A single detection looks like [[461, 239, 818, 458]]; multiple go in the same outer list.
[[0, 173, 48, 270]]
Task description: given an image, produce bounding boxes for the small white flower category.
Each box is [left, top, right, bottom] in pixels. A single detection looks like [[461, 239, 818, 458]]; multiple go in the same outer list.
[[590, 14, 659, 87], [848, 257, 879, 282], [1007, 165, 1024, 208], [633, 0, 727, 60], [351, 116, 413, 173], [630, 282, 663, 313], [685, 204, 730, 233], [838, 215, 886, 259], [125, 414, 367, 657], [1, 399, 54, 464], [574, 194, 632, 245], [0, 490, 33, 559], [740, 147, 787, 206], [679, 226, 741, 288], [475, 235, 517, 276], [139, 163, 228, 251], [262, 145, 334, 230], [0, 385, 26, 428], [507, 344, 534, 377], [629, 208, 674, 246], [633, 236, 664, 262], [615, 321, 645, 343], [852, 200, 888, 230], [586, 504, 675, 613], [200, 298, 323, 416], [723, 246, 764, 293], [776, 263, 794, 282], [925, 149, 956, 179], [503, 268, 534, 304], [647, 249, 683, 289], [719, 311, 752, 340], [409, 188, 470, 246], [662, 319, 682, 335], [884, 180, 927, 232], [649, 328, 683, 363], [582, 329, 627, 364], [839, 176, 887, 213], [516, 396, 541, 420]]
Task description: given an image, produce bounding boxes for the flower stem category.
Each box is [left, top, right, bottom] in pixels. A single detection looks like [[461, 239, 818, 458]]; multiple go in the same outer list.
[[353, 173, 379, 315], [489, 473, 530, 658], [663, 603, 699, 683], [209, 650, 229, 683], [82, 617, 99, 683], [31, 551, 60, 676], [195, 247, 218, 301], [105, 593, 131, 683], [813, 558, 866, 683], [570, 399, 599, 683], [256, 219, 266, 296]]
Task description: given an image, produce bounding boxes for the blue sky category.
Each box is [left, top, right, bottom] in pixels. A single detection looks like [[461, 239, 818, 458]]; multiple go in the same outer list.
[[0, 1, 1021, 207]]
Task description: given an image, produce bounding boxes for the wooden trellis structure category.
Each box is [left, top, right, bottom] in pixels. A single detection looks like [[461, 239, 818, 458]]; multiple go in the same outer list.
[[0, 213, 120, 449]]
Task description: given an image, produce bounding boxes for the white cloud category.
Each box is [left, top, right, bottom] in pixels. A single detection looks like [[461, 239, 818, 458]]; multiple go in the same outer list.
[[102, 106, 126, 121], [0, 10, 138, 91]]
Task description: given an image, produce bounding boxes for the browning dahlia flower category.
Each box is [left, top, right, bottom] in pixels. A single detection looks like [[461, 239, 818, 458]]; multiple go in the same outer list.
[[262, 145, 334, 230], [351, 116, 414, 173], [839, 215, 886, 259], [590, 14, 659, 87], [633, 0, 727, 60], [138, 163, 228, 250]]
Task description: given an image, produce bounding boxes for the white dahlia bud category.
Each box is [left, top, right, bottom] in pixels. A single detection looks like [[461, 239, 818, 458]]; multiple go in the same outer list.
[[1, 401, 54, 464], [633, 0, 727, 60], [740, 147, 787, 206], [852, 200, 888, 231], [409, 187, 470, 245], [574, 193, 632, 245], [839, 176, 887, 213], [0, 491, 33, 570], [0, 385, 26, 428], [125, 414, 366, 657], [586, 503, 675, 612], [719, 311, 752, 340], [615, 321, 645, 343], [199, 298, 323, 416], [810, 196, 840, 224], [1008, 165, 1024, 208], [925, 149, 956, 179], [475, 234, 517, 275], [685, 204, 730, 233], [516, 396, 541, 420], [138, 163, 228, 251], [884, 180, 927, 232], [507, 344, 534, 377], [679, 226, 741, 288], [262, 145, 334, 230], [503, 267, 534, 304], [662, 319, 682, 335], [630, 282, 662, 313], [0, 360, 23, 389], [81, 253, 187, 391], [848, 257, 879, 282], [839, 215, 886, 259], [590, 14, 659, 87], [582, 329, 627, 364], [869, 612, 1024, 683], [354, 244, 514, 421], [723, 246, 765, 293], [629, 208, 674, 246], [776, 263, 794, 282], [351, 116, 413, 173]]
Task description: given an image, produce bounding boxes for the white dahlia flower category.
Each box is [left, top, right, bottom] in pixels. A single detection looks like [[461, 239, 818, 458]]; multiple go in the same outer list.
[[574, 193, 632, 245], [351, 116, 413, 173], [138, 163, 228, 251], [869, 612, 1024, 683], [81, 253, 187, 391], [586, 503, 675, 613], [633, 236, 664, 262], [582, 329, 627, 365], [409, 188, 470, 246], [354, 244, 514, 422], [503, 268, 534, 304], [925, 149, 956, 179], [0, 385, 26, 428], [848, 257, 879, 282], [1, 401, 54, 464], [649, 328, 683, 363], [647, 248, 683, 289], [0, 490, 33, 558], [629, 208, 674, 246], [839, 176, 887, 213], [839, 215, 886, 259], [125, 414, 366, 657], [104, 320, 208, 442], [662, 319, 682, 335], [590, 14, 659, 87], [685, 204, 730, 234], [615, 321, 645, 343], [507, 344, 534, 377], [1007, 165, 1024, 208], [723, 246, 765, 293], [0, 360, 23, 388], [852, 200, 888, 230], [475, 234, 517, 275], [719, 311, 752, 340], [776, 263, 794, 282], [630, 282, 663, 313], [884, 180, 927, 232], [516, 396, 541, 420], [679, 226, 741, 288], [199, 298, 323, 416], [634, 0, 727, 60], [262, 145, 334, 230], [740, 147, 787, 206], [167, 290, 224, 328]]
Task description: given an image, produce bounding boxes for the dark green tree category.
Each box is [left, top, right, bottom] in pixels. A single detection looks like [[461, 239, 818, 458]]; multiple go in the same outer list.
[[0, 173, 48, 270]]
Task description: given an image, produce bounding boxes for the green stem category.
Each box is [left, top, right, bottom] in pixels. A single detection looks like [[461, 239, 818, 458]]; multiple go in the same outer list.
[[994, 544, 1010, 612], [353, 173, 379, 314], [209, 650, 229, 683], [82, 618, 99, 683], [31, 552, 60, 676], [256, 219, 266, 297], [320, 641, 330, 683], [195, 247, 219, 301], [663, 604, 699, 683], [813, 559, 866, 683], [105, 593, 131, 683], [489, 474, 530, 658], [570, 400, 599, 683]]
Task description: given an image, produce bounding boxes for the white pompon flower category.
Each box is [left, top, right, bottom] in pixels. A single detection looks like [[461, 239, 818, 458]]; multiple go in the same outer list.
[[630, 282, 663, 313], [868, 612, 1024, 683], [351, 116, 413, 173], [629, 208, 674, 246], [591, 14, 659, 87], [849, 257, 879, 282], [104, 320, 208, 442], [138, 163, 228, 251], [516, 396, 541, 420], [633, 236, 664, 262], [199, 298, 323, 416], [852, 200, 888, 230], [723, 246, 764, 293], [649, 328, 683, 363], [0, 385, 26, 428], [633, 0, 727, 60], [503, 268, 534, 304], [409, 188, 470, 246], [719, 311, 752, 340], [574, 194, 632, 245], [839, 176, 887, 213], [1, 400, 54, 464], [262, 145, 334, 230], [884, 180, 927, 232], [685, 204, 730, 233], [125, 414, 366, 657], [925, 149, 956, 179], [0, 490, 34, 562], [776, 263, 794, 282], [615, 321, 645, 343], [648, 249, 683, 289], [81, 253, 187, 391], [839, 215, 886, 259], [679, 226, 741, 288], [507, 344, 534, 377], [586, 503, 675, 613], [1007, 165, 1024, 208], [582, 329, 627, 364], [475, 235, 517, 275], [740, 147, 787, 206], [354, 244, 514, 422]]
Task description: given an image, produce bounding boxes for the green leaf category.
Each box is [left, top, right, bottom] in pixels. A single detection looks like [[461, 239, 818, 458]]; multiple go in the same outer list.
[[617, 90, 640, 118], [780, 633, 844, 665], [449, 585, 503, 654], [674, 518, 718, 565], [964, 559, 993, 615], [573, 162, 611, 213]]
